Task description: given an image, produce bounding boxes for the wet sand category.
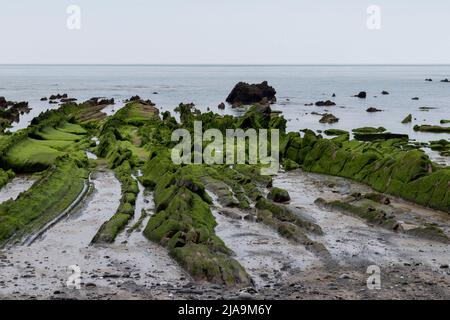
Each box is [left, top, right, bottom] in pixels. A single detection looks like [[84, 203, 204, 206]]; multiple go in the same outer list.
[[0, 169, 449, 300]]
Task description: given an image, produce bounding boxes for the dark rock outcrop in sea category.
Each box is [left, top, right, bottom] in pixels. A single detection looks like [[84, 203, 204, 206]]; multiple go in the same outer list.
[[85, 97, 115, 106], [218, 102, 225, 110], [354, 91, 367, 99], [0, 97, 32, 132], [366, 107, 382, 113], [49, 94, 68, 100], [60, 98, 78, 103], [315, 100, 336, 107], [226, 81, 276, 107]]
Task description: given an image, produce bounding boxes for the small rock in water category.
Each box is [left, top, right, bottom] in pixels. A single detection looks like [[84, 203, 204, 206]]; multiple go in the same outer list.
[[354, 91, 367, 99], [315, 100, 336, 107], [319, 113, 339, 124], [366, 107, 382, 112]]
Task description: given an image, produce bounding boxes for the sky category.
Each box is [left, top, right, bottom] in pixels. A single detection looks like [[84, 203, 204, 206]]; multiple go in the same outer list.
[[0, 0, 449, 64]]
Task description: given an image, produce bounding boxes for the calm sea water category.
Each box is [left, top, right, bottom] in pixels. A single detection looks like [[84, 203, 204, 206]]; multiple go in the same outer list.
[[0, 65, 449, 145]]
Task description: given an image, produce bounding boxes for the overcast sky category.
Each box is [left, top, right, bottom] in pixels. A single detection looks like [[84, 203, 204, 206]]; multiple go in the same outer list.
[[1, 0, 449, 64]]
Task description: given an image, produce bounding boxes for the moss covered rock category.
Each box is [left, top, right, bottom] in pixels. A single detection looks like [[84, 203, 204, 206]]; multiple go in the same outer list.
[[267, 187, 291, 203]]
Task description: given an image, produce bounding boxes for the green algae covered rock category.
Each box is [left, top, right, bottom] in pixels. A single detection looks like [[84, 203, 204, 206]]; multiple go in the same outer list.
[[402, 114, 413, 124], [91, 213, 130, 244], [171, 244, 252, 287], [353, 132, 409, 142], [283, 130, 450, 213], [255, 199, 327, 255], [414, 125, 450, 133], [267, 187, 291, 203], [324, 129, 349, 136], [91, 160, 139, 244], [0, 168, 15, 189], [142, 154, 252, 287], [283, 159, 300, 171], [0, 156, 88, 246], [352, 127, 386, 134], [255, 198, 323, 235]]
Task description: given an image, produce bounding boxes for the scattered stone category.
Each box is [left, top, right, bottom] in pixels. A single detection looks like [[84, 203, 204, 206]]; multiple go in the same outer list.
[[401, 114, 413, 124], [412, 97, 419, 100], [218, 102, 225, 110], [366, 107, 382, 113], [60, 98, 77, 103], [381, 91, 390, 95], [425, 78, 433, 82], [49, 94, 68, 100], [315, 100, 336, 107], [441, 79, 449, 83], [268, 187, 291, 203], [319, 113, 339, 124]]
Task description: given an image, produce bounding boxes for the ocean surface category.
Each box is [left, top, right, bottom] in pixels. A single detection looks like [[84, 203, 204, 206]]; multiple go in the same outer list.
[[1, 65, 449, 146]]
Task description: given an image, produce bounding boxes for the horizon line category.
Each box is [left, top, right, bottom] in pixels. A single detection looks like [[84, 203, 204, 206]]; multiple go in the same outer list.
[[1, 63, 450, 67]]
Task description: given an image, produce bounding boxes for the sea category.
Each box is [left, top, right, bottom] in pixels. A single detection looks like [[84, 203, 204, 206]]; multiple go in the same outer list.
[[1, 64, 449, 149]]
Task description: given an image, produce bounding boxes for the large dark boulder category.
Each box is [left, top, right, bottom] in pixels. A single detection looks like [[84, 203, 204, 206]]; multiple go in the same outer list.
[[226, 81, 276, 106]]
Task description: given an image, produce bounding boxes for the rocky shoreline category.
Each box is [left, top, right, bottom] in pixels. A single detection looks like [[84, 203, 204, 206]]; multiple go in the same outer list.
[[0, 82, 449, 300]]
